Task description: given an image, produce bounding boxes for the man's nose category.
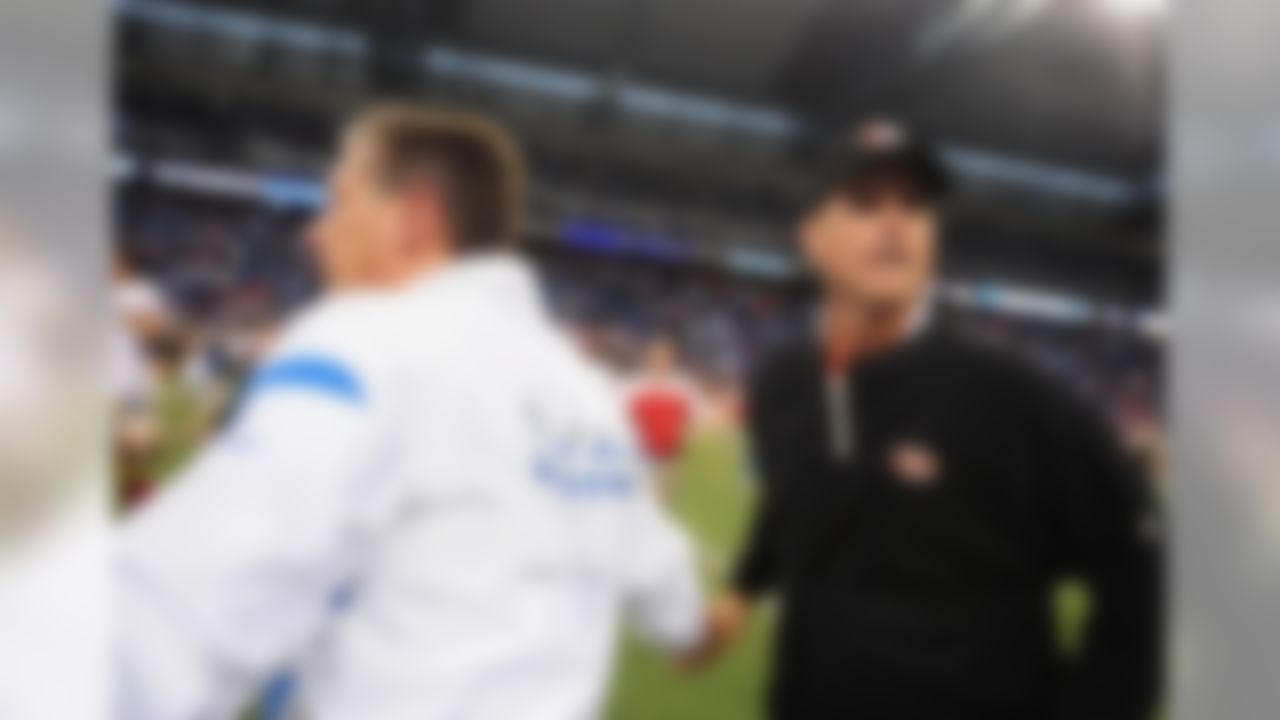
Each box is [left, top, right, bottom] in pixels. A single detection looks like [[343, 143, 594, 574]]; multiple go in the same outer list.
[[876, 218, 905, 243]]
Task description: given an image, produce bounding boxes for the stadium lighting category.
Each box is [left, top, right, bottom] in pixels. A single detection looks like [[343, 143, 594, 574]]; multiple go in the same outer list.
[[1105, 0, 1169, 17]]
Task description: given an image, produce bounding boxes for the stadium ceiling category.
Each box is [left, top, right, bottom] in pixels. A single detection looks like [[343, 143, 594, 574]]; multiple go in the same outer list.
[[195, 0, 1163, 181]]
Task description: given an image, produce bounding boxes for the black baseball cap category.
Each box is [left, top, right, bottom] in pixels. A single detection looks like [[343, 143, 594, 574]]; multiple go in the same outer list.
[[804, 119, 952, 211]]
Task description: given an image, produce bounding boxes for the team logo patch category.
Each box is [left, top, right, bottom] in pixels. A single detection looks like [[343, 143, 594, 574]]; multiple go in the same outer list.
[[887, 439, 941, 489]]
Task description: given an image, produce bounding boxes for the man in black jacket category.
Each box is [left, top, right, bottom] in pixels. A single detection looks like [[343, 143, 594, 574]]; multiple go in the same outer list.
[[683, 121, 1162, 719]]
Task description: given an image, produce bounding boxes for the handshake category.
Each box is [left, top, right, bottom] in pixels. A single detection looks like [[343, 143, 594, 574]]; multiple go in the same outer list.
[[678, 591, 754, 671]]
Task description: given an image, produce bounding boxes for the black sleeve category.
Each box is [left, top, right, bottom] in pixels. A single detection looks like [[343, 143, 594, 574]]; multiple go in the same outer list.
[[731, 486, 782, 597], [730, 371, 783, 598], [1040, 385, 1164, 720]]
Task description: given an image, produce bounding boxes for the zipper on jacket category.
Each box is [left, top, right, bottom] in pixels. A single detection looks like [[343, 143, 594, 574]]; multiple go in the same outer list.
[[824, 370, 855, 463]]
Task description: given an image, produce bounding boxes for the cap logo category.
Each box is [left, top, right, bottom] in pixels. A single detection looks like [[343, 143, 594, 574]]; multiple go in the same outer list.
[[887, 438, 941, 489], [855, 120, 906, 151]]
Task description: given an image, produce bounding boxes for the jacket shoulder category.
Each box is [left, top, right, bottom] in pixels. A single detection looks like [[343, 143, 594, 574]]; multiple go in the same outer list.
[[745, 339, 818, 422], [750, 339, 813, 389], [930, 329, 1094, 422], [282, 293, 398, 346], [260, 293, 404, 399]]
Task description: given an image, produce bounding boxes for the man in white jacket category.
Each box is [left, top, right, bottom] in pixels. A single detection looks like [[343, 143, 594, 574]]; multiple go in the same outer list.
[[117, 106, 704, 720]]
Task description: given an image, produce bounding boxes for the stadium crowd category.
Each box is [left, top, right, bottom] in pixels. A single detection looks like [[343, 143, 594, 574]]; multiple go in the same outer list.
[[114, 187, 1164, 504]]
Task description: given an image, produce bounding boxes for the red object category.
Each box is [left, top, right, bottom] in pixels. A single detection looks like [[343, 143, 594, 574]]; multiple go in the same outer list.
[[821, 318, 861, 374], [628, 381, 693, 461]]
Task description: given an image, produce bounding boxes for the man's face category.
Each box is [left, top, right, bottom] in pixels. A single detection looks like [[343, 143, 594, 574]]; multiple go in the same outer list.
[[308, 130, 400, 289], [645, 338, 678, 375], [799, 179, 938, 311]]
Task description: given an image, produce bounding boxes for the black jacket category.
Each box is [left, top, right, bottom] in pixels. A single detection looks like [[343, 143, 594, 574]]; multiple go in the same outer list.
[[733, 328, 1162, 720]]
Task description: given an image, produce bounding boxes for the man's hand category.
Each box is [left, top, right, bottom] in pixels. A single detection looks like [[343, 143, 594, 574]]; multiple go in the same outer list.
[[678, 591, 752, 671]]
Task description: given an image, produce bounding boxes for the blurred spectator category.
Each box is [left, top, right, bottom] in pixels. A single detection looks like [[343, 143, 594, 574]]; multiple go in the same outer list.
[[114, 186, 1163, 477], [621, 335, 704, 501]]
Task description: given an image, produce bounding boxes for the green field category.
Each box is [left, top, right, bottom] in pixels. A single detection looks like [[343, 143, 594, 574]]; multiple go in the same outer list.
[[607, 430, 773, 720], [606, 429, 1092, 720]]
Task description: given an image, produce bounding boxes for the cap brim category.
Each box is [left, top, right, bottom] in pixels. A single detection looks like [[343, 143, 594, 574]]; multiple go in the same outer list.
[[837, 147, 951, 200]]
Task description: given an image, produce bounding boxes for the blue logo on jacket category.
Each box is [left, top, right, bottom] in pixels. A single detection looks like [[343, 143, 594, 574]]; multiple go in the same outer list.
[[246, 354, 366, 406], [528, 404, 636, 498]]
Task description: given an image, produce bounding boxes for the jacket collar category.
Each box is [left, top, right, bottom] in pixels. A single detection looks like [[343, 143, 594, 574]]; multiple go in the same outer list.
[[810, 287, 935, 356], [411, 252, 544, 313]]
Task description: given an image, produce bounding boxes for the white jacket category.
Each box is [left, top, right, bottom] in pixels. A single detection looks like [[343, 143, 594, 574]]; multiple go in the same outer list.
[[117, 256, 703, 720]]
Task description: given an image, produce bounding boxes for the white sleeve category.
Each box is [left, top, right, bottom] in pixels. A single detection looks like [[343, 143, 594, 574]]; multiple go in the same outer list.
[[116, 311, 397, 720], [621, 476, 705, 654]]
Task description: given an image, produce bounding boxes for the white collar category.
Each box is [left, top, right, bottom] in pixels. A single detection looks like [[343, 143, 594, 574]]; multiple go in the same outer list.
[[412, 252, 543, 310]]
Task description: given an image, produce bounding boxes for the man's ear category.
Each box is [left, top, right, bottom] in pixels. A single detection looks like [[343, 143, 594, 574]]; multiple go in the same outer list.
[[797, 210, 826, 267], [398, 182, 447, 253]]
